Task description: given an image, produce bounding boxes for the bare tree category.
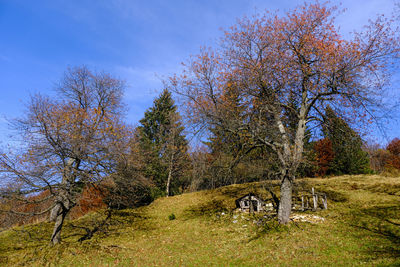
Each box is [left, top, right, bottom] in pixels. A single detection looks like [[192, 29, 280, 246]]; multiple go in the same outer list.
[[169, 3, 400, 223], [0, 66, 128, 244]]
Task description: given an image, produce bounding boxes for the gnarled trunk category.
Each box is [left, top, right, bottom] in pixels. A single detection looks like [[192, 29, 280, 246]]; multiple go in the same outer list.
[[50, 202, 68, 245], [278, 175, 293, 224], [50, 160, 77, 245]]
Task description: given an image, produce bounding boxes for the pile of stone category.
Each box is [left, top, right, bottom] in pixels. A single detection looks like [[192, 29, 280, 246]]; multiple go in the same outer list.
[[290, 214, 325, 224]]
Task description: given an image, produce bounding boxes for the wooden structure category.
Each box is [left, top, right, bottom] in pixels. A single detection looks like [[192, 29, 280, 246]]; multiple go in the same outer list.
[[235, 193, 266, 213], [293, 187, 328, 211], [236, 188, 327, 213]]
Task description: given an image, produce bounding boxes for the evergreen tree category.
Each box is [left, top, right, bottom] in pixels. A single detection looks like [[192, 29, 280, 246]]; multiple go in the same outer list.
[[204, 83, 270, 186], [137, 89, 189, 196], [206, 82, 246, 156], [322, 107, 370, 175]]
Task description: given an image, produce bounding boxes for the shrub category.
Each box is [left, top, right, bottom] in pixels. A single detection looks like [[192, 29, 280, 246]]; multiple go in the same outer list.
[[386, 138, 400, 170], [314, 138, 335, 177]]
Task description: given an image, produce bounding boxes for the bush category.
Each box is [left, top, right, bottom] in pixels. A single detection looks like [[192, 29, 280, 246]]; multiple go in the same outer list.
[[314, 138, 335, 177], [103, 168, 154, 210], [386, 138, 400, 170]]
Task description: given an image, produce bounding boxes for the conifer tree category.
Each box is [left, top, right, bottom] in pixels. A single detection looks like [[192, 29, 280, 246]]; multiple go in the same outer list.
[[323, 107, 370, 175], [137, 89, 189, 196], [205, 83, 268, 185]]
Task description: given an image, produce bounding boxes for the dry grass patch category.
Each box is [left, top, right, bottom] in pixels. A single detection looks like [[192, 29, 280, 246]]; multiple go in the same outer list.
[[0, 175, 399, 266]]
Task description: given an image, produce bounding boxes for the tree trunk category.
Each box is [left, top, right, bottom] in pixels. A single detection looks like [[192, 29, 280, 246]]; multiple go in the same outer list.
[[166, 154, 174, 197], [50, 203, 67, 245], [49, 202, 61, 222], [49, 159, 77, 244], [278, 175, 293, 224], [276, 107, 306, 224]]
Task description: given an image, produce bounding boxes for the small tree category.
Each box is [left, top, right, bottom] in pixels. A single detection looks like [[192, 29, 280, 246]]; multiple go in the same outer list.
[[0, 66, 128, 244]]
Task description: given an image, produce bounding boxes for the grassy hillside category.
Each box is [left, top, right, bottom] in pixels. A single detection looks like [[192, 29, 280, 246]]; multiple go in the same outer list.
[[0, 175, 399, 266]]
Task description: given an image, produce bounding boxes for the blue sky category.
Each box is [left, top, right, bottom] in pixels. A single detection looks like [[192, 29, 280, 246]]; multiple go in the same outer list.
[[0, 0, 399, 146]]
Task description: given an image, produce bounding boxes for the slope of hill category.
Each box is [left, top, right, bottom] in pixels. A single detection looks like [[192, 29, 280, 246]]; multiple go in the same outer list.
[[0, 175, 399, 266]]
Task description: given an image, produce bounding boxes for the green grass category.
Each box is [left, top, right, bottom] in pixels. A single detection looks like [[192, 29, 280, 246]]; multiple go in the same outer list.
[[0, 175, 399, 266]]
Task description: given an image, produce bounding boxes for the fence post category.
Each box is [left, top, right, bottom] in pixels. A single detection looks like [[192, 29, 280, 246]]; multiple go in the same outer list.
[[323, 194, 328, 209], [312, 187, 317, 211]]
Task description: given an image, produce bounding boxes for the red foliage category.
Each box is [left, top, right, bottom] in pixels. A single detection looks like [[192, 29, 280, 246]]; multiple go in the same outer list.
[[314, 138, 335, 177], [69, 185, 107, 219], [386, 138, 400, 169], [387, 138, 400, 156]]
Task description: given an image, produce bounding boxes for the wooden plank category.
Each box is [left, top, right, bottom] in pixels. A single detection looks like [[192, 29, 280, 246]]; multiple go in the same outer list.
[[312, 187, 317, 211], [323, 194, 328, 209]]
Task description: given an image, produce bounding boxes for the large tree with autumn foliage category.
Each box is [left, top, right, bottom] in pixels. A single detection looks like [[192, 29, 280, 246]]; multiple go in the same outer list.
[[169, 3, 399, 223], [0, 66, 129, 244]]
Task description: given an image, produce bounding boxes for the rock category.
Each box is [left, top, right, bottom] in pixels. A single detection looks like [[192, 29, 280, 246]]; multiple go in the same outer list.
[[290, 213, 325, 224]]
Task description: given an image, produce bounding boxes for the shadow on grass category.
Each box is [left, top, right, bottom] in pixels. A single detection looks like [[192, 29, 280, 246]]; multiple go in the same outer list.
[[364, 183, 400, 196], [184, 199, 230, 219], [245, 213, 292, 242], [294, 180, 349, 203], [64, 209, 154, 242], [350, 204, 400, 260], [0, 222, 53, 265], [0, 209, 152, 253], [215, 185, 258, 199], [0, 208, 153, 266], [216, 180, 349, 204], [214, 182, 279, 206]]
